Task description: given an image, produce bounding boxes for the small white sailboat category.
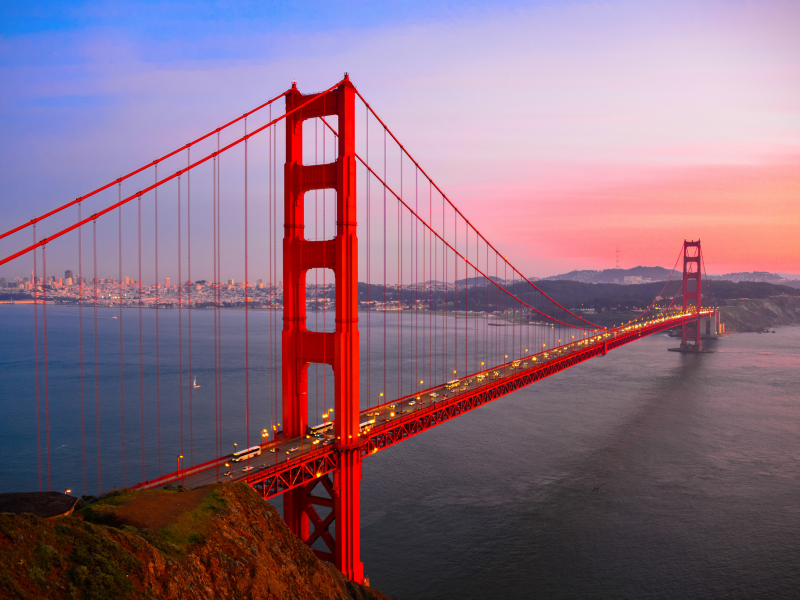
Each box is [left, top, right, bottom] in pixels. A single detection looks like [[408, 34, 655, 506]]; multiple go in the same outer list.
[[193, 377, 200, 389]]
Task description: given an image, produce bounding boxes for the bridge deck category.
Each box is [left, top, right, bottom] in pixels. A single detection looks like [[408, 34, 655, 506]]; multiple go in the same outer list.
[[132, 310, 713, 498]]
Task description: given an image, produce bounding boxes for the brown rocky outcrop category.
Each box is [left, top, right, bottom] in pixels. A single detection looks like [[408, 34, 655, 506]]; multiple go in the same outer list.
[[0, 483, 394, 600]]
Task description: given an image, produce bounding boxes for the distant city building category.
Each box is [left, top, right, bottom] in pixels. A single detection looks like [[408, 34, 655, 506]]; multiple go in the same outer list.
[[165, 277, 170, 288], [228, 279, 235, 285], [65, 270, 74, 279]]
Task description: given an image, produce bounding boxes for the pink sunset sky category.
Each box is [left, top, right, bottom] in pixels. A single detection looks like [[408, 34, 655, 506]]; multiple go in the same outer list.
[[1, 0, 798, 278]]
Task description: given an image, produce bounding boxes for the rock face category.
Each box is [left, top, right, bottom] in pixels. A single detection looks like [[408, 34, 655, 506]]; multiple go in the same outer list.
[[0, 483, 393, 600], [719, 296, 800, 332]]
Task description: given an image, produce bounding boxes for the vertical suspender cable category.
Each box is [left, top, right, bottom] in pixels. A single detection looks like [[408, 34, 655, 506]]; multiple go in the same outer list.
[[245, 118, 250, 456], [188, 148, 193, 465], [178, 175, 183, 462], [138, 195, 145, 482], [398, 153, 402, 398], [79, 203, 86, 495], [383, 127, 387, 400], [267, 113, 273, 435], [454, 205, 457, 375], [118, 192, 126, 488], [93, 219, 101, 493], [415, 169, 419, 390], [217, 134, 223, 455], [443, 196, 446, 384], [366, 107, 370, 408], [34, 225, 41, 491], [43, 244, 50, 490], [273, 117, 278, 434], [213, 153, 219, 478], [272, 117, 277, 435], [155, 165, 161, 475]]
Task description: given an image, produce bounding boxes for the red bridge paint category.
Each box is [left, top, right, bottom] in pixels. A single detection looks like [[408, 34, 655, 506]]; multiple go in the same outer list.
[[282, 75, 363, 581]]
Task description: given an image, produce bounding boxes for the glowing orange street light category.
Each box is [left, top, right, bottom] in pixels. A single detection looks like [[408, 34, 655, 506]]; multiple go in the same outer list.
[[177, 454, 184, 486]]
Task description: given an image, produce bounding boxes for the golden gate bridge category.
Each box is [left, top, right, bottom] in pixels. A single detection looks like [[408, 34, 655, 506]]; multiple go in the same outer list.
[[0, 75, 715, 583]]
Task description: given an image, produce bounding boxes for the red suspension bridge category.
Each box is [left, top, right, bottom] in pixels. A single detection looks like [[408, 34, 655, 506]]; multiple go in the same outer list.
[[0, 75, 716, 583]]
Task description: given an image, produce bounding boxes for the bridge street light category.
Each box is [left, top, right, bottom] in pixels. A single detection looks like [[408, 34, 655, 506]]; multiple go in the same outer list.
[[177, 455, 184, 487]]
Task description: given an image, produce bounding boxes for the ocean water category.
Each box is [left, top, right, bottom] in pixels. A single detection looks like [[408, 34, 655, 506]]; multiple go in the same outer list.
[[360, 326, 800, 599], [1, 305, 798, 598]]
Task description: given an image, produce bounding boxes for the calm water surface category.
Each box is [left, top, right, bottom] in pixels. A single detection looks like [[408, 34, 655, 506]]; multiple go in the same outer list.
[[1, 306, 798, 598]]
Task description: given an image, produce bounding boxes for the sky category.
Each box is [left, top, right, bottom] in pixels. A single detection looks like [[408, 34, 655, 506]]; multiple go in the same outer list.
[[1, 0, 799, 280]]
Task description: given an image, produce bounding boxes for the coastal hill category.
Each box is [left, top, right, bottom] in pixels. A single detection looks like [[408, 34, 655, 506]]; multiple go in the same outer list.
[[541, 267, 800, 288], [0, 483, 393, 600], [542, 266, 673, 284]]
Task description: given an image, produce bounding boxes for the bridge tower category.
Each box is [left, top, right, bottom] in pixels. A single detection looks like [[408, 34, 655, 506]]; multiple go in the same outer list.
[[282, 75, 363, 582], [681, 240, 703, 350]]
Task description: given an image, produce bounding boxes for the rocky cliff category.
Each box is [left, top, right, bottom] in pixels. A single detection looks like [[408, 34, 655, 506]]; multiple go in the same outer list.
[[0, 483, 393, 600], [719, 296, 800, 332]]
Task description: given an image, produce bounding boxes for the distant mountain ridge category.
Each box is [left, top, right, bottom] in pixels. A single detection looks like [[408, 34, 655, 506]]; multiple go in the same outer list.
[[541, 267, 800, 289], [542, 266, 674, 284]]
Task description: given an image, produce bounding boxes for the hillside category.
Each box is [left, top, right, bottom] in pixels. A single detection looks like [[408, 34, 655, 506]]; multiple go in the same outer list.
[[0, 483, 392, 600], [719, 296, 800, 332], [542, 266, 673, 284]]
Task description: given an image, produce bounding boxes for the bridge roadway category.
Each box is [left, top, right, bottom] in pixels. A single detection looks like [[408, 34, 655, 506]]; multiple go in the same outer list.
[[133, 310, 713, 498]]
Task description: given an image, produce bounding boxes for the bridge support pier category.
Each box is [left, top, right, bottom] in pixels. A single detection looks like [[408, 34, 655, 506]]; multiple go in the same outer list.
[[282, 75, 364, 583]]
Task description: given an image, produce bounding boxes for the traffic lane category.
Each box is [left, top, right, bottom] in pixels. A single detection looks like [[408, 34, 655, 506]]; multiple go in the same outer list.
[[158, 328, 664, 489], [164, 325, 676, 487], [161, 435, 312, 489], [173, 339, 605, 488]]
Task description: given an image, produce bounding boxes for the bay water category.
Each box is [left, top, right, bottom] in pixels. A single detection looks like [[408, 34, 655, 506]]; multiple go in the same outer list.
[[1, 305, 798, 598]]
